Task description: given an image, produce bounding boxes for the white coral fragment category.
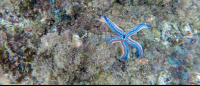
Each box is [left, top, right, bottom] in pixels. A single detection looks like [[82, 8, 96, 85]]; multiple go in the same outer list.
[[72, 34, 82, 48]]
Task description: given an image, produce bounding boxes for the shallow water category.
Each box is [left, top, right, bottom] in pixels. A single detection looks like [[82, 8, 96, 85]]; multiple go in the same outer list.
[[0, 0, 199, 85]]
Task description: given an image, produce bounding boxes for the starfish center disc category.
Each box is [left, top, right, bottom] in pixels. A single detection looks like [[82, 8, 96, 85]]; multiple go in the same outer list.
[[123, 35, 126, 38]]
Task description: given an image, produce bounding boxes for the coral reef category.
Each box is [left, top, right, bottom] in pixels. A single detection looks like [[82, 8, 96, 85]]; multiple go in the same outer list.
[[0, 0, 199, 85], [0, 26, 36, 84]]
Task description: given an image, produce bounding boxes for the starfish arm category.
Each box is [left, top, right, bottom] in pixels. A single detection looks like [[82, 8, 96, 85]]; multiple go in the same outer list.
[[126, 37, 143, 58], [125, 24, 150, 37], [104, 16, 124, 36], [107, 37, 123, 44], [121, 39, 129, 61], [107, 37, 129, 61]]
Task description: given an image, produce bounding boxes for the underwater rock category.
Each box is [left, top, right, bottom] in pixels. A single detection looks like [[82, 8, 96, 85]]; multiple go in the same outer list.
[[38, 32, 62, 54], [152, 28, 161, 38]]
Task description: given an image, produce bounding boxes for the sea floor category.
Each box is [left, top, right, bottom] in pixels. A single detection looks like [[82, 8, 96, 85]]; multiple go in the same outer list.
[[0, 0, 199, 85]]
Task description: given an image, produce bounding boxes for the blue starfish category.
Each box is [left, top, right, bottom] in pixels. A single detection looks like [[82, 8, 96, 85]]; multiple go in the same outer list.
[[104, 16, 150, 61]]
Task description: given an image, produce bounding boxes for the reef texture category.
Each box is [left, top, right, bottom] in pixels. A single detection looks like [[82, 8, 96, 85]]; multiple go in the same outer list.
[[0, 0, 200, 85]]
